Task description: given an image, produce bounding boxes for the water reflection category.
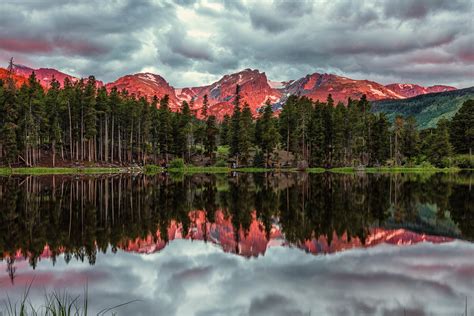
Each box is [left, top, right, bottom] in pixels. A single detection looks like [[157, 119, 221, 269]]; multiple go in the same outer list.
[[1, 172, 473, 315], [0, 172, 472, 269], [1, 241, 473, 316]]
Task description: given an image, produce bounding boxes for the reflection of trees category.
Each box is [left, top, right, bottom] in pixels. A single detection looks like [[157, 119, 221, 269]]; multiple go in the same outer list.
[[0, 172, 472, 269], [449, 176, 474, 240], [387, 173, 468, 230], [278, 173, 391, 246]]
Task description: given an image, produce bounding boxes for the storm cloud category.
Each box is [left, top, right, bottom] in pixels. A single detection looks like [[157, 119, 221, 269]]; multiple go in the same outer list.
[[0, 0, 472, 87]]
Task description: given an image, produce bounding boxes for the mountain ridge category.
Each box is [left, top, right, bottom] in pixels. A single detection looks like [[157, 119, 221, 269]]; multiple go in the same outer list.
[[0, 64, 460, 118], [385, 83, 456, 98]]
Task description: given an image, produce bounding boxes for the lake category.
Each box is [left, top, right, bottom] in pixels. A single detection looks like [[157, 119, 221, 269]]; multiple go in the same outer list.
[[0, 172, 473, 315]]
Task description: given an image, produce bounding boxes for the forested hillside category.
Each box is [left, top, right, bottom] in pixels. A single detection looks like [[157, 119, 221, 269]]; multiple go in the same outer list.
[[372, 87, 474, 129]]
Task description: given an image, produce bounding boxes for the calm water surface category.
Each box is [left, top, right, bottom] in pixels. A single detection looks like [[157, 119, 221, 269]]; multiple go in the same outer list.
[[0, 172, 473, 315]]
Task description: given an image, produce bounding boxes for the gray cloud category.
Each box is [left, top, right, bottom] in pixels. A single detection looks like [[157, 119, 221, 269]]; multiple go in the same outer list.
[[383, 0, 470, 20], [248, 1, 314, 34], [0, 0, 472, 88]]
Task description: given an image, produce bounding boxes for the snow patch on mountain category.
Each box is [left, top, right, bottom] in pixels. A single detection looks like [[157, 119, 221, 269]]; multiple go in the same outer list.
[[139, 73, 159, 84], [368, 85, 386, 97], [268, 80, 285, 89]]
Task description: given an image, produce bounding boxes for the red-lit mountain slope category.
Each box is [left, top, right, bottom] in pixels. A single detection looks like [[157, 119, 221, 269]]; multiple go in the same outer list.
[[284, 73, 405, 104], [385, 83, 456, 98], [105, 72, 179, 109]]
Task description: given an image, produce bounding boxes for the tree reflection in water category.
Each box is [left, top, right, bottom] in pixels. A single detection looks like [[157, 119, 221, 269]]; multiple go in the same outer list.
[[0, 172, 472, 275]]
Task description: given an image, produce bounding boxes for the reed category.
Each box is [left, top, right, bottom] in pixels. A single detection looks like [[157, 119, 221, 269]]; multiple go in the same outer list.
[[2, 282, 139, 316]]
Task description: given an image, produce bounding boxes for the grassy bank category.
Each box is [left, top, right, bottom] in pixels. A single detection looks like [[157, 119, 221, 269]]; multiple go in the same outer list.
[[1, 165, 466, 175], [0, 167, 139, 175], [327, 166, 462, 174], [147, 165, 463, 174], [145, 165, 280, 174]]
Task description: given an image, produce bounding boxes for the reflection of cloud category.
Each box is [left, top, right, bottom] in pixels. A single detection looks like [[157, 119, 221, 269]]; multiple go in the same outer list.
[[1, 240, 473, 316], [248, 293, 306, 316]]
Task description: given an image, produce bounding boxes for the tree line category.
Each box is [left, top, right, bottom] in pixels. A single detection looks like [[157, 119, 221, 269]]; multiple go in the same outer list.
[[1, 72, 472, 167]]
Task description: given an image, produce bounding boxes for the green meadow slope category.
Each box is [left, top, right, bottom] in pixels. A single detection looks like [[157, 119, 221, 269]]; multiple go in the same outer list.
[[371, 87, 474, 129]]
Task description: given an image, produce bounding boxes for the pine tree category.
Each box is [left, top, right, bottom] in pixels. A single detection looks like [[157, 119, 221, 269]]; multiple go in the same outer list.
[[239, 103, 254, 164], [204, 115, 218, 158], [368, 114, 390, 166], [150, 96, 160, 162], [95, 86, 109, 162], [256, 101, 279, 166], [427, 118, 453, 167], [108, 87, 121, 162], [346, 98, 361, 165], [182, 100, 194, 161], [332, 102, 346, 166], [308, 100, 324, 166], [279, 95, 299, 160], [392, 116, 404, 165], [82, 76, 97, 162], [0, 80, 18, 165], [173, 101, 193, 160], [17, 72, 45, 166], [401, 116, 419, 163], [321, 99, 333, 166], [158, 95, 172, 163], [1, 123, 17, 166], [45, 78, 62, 166], [229, 85, 241, 159], [220, 114, 230, 146], [357, 94, 370, 164], [60, 77, 75, 161], [73, 79, 86, 161], [201, 94, 209, 119], [139, 96, 152, 164], [296, 97, 313, 161], [122, 95, 137, 162], [450, 100, 474, 154]]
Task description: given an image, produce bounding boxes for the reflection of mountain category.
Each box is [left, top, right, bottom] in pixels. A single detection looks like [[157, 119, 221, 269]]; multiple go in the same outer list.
[[122, 211, 452, 257], [384, 203, 462, 239], [6, 211, 452, 264]]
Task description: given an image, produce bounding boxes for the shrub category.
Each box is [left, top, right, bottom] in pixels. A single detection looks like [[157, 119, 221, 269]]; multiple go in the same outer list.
[[414, 155, 428, 165], [217, 146, 230, 160], [418, 161, 435, 169], [441, 157, 455, 168], [169, 158, 185, 169], [253, 151, 265, 167], [452, 154, 474, 168], [214, 159, 228, 167], [144, 165, 162, 173]]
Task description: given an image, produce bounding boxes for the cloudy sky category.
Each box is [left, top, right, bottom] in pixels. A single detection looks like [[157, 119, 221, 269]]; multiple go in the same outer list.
[[0, 0, 473, 88], [2, 240, 474, 315]]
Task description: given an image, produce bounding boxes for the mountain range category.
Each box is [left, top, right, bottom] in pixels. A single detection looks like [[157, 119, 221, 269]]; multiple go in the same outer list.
[[0, 64, 457, 118]]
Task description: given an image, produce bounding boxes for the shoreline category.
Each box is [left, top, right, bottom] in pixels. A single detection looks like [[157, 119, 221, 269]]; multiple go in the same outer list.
[[0, 166, 466, 175]]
